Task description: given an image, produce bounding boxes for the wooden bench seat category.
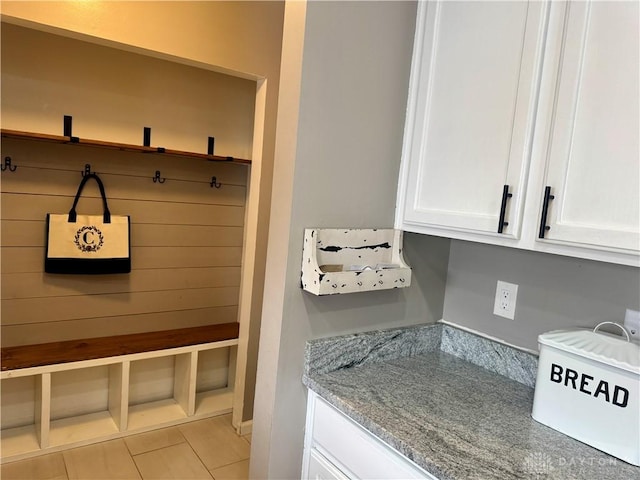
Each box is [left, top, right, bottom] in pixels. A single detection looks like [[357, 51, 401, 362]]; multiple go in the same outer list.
[[1, 322, 239, 371], [0, 322, 240, 461]]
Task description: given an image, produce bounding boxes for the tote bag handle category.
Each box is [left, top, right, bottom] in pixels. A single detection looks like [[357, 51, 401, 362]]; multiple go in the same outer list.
[[68, 173, 111, 223]]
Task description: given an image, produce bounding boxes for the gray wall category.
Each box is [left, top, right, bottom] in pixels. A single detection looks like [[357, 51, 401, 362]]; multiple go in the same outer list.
[[252, 3, 640, 478], [443, 240, 640, 351], [251, 2, 451, 478]]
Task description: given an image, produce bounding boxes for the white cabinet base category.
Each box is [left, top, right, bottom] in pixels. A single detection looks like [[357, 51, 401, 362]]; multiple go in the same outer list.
[[307, 449, 350, 480], [302, 391, 438, 480]]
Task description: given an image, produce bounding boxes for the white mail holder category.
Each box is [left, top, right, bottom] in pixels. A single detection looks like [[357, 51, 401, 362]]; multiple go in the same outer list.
[[532, 322, 640, 466], [301, 228, 412, 295]]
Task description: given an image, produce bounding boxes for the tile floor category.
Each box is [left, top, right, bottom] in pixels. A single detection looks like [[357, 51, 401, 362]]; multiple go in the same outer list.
[[1, 414, 251, 480]]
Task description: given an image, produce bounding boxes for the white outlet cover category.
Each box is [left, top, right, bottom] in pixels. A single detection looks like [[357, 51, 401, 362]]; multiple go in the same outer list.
[[493, 280, 518, 320]]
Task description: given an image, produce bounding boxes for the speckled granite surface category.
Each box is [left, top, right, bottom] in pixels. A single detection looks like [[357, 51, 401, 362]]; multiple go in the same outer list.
[[440, 324, 538, 388], [303, 323, 638, 480], [305, 322, 538, 386], [304, 323, 442, 377]]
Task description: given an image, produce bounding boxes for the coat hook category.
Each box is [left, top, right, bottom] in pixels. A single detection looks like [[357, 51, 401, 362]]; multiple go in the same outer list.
[[210, 176, 222, 188], [1, 156, 17, 172], [153, 170, 166, 184], [81, 164, 92, 177]]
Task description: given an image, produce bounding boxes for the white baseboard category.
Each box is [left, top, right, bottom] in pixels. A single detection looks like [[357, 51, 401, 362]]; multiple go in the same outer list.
[[238, 420, 253, 436]]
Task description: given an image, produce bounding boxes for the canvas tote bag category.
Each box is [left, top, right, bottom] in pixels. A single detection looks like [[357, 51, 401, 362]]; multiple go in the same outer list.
[[45, 173, 131, 274]]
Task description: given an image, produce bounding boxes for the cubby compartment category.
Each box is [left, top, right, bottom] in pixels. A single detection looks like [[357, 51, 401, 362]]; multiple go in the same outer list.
[[195, 346, 235, 416], [0, 376, 40, 457], [49, 365, 120, 447], [301, 228, 412, 295], [127, 354, 191, 431]]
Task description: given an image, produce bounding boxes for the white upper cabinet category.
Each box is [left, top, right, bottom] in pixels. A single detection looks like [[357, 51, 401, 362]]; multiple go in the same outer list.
[[397, 1, 548, 239], [396, 1, 640, 267], [533, 1, 639, 258]]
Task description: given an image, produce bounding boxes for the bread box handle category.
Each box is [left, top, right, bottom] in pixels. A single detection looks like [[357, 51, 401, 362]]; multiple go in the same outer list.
[[593, 321, 631, 342]]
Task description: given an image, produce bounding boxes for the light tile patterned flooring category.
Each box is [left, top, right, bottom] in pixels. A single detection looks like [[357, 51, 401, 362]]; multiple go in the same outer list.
[[1, 415, 251, 480]]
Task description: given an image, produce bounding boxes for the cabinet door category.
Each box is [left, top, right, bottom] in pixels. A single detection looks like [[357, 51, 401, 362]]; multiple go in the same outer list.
[[537, 1, 639, 254], [307, 449, 350, 480], [309, 393, 436, 480], [397, 1, 548, 238]]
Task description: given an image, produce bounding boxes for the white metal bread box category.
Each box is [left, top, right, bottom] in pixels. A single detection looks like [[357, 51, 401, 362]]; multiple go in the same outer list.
[[532, 322, 640, 466]]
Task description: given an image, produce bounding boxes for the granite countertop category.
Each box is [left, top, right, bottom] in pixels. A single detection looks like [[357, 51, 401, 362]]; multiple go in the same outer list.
[[302, 323, 639, 480]]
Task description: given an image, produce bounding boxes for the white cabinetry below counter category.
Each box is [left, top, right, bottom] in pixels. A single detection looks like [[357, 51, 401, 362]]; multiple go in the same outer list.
[[302, 391, 437, 480], [395, 1, 639, 267]]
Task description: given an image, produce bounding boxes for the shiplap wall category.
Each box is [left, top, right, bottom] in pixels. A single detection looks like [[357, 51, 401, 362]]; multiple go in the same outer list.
[[0, 24, 254, 348], [1, 139, 248, 347]]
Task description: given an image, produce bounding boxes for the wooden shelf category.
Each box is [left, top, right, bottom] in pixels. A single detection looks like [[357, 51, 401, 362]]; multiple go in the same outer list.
[[0, 425, 40, 459], [127, 398, 187, 431], [1, 129, 251, 165], [49, 411, 119, 447], [195, 387, 234, 416]]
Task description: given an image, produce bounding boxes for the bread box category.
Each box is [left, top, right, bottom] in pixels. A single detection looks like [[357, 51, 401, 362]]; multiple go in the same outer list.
[[532, 322, 639, 465]]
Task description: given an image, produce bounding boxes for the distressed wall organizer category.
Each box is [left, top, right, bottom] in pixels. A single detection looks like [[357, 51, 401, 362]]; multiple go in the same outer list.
[[301, 228, 412, 295]]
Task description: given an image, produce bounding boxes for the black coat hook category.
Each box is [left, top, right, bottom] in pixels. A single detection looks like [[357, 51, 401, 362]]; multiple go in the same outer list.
[[153, 170, 166, 184], [81, 164, 92, 177], [1, 157, 17, 172], [210, 176, 222, 189]]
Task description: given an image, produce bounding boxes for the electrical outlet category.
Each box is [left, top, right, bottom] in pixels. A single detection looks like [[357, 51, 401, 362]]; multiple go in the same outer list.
[[493, 281, 518, 320], [624, 309, 640, 343]]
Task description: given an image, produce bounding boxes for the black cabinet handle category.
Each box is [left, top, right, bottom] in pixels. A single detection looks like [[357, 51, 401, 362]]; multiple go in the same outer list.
[[538, 186, 555, 238], [497, 185, 513, 233]]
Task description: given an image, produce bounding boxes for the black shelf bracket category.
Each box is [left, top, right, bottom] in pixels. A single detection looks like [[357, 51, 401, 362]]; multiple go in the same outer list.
[[143, 127, 151, 147], [143, 127, 164, 152], [63, 115, 79, 143]]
